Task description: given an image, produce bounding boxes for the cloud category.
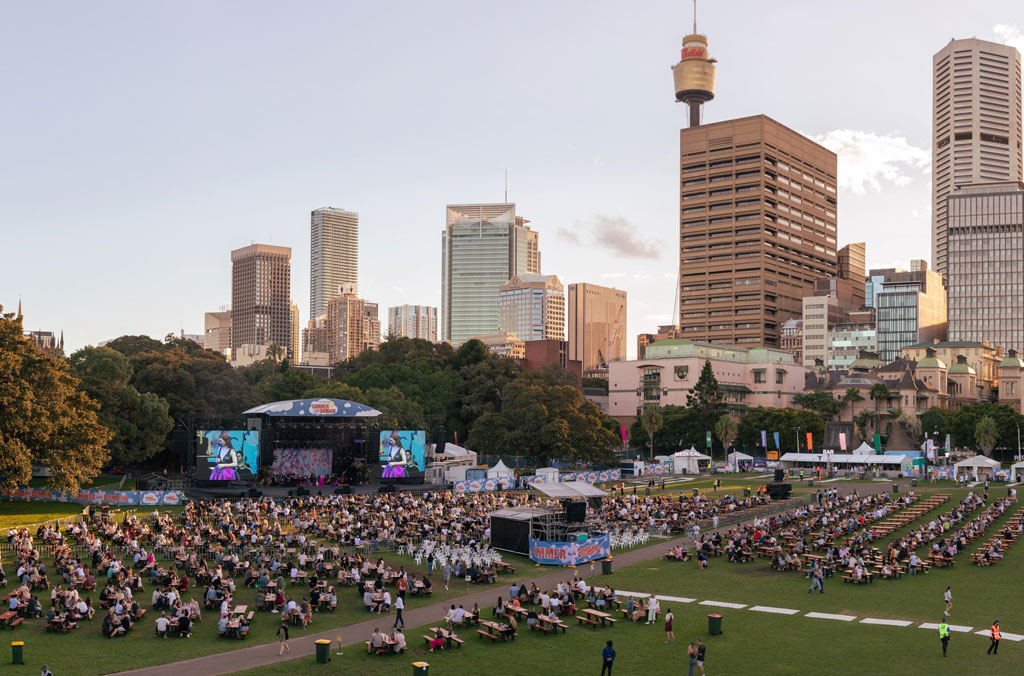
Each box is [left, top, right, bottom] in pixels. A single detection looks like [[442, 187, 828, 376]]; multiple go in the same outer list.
[[556, 227, 581, 245], [813, 129, 930, 194], [576, 215, 662, 259], [994, 24, 1024, 52], [600, 272, 627, 279]]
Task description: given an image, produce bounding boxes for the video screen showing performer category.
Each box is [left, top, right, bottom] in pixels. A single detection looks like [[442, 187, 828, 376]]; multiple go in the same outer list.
[[197, 430, 258, 481], [378, 430, 425, 479]]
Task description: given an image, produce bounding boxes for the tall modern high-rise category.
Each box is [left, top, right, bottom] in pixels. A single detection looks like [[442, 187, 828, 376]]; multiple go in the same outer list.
[[388, 305, 438, 342], [323, 284, 377, 363], [871, 262, 947, 362], [230, 244, 292, 358], [567, 283, 627, 374], [677, 115, 838, 348], [441, 203, 539, 345], [290, 303, 301, 363], [947, 181, 1024, 351], [310, 207, 359, 320], [932, 38, 1022, 275], [498, 274, 565, 341]]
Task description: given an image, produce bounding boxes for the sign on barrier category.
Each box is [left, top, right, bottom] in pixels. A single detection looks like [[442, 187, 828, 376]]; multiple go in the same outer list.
[[529, 534, 611, 566], [0, 487, 187, 506]]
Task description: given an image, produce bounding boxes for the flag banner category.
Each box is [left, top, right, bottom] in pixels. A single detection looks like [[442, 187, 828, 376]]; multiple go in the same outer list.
[[874, 433, 882, 454], [761, 430, 767, 448], [773, 432, 780, 450], [806, 432, 813, 452], [839, 432, 847, 451]]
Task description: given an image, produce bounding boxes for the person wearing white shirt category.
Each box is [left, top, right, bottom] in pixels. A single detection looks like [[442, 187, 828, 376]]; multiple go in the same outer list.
[[155, 613, 170, 638]]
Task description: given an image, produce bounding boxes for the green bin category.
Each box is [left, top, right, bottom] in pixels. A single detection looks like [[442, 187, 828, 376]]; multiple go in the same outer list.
[[601, 558, 613, 575], [11, 641, 24, 665], [707, 613, 723, 636], [912, 479, 917, 487], [412, 661, 430, 675], [315, 639, 331, 664]]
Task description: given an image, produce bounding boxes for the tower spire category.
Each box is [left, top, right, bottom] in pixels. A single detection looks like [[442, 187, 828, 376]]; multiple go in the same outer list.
[[671, 3, 716, 127], [17, 296, 22, 319], [693, 0, 697, 34]]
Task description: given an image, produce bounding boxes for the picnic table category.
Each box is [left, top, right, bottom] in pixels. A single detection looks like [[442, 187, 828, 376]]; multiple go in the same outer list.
[[427, 627, 465, 649], [365, 635, 399, 654], [479, 620, 516, 642], [578, 609, 616, 627], [231, 605, 248, 615], [0, 611, 18, 630], [538, 615, 568, 633]]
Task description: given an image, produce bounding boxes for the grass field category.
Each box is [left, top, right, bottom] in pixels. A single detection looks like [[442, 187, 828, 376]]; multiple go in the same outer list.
[[0, 482, 1019, 675]]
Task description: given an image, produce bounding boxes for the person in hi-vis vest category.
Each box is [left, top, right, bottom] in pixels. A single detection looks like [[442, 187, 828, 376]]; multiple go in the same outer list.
[[938, 619, 950, 657]]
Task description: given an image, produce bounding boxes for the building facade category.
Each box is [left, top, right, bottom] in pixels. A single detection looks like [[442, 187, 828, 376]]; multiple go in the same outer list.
[[609, 339, 807, 420], [498, 274, 565, 341], [872, 262, 947, 362], [521, 339, 582, 379], [947, 181, 1024, 352], [441, 203, 539, 345], [204, 310, 232, 356], [364, 302, 381, 348], [321, 284, 378, 364], [467, 332, 526, 359], [827, 310, 877, 372], [290, 303, 300, 363], [638, 325, 683, 360], [901, 339, 1002, 400], [567, 283, 627, 374], [932, 38, 1023, 276], [387, 305, 438, 342], [310, 207, 359, 320], [677, 115, 838, 348], [230, 243, 292, 360], [780, 318, 803, 364]]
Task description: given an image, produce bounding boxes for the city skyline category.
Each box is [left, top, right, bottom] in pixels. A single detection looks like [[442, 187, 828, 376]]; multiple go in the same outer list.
[[3, 1, 1024, 355]]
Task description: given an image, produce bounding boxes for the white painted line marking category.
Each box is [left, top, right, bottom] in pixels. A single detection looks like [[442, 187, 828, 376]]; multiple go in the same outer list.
[[920, 623, 973, 633], [749, 605, 799, 615], [699, 600, 747, 609], [806, 612, 856, 622], [860, 618, 912, 627], [973, 630, 1023, 642], [656, 595, 696, 603]]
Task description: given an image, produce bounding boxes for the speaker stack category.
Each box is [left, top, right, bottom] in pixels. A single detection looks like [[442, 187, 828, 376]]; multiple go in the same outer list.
[[766, 483, 792, 500], [774, 469, 785, 483]]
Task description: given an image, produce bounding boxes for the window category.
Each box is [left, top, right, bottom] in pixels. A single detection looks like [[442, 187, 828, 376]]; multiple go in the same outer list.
[[642, 368, 661, 401], [753, 369, 766, 384], [775, 370, 785, 384]]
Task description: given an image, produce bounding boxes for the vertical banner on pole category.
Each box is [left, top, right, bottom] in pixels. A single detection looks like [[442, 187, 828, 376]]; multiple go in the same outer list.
[[773, 432, 780, 450], [706, 431, 712, 448], [839, 432, 847, 452], [806, 432, 813, 452], [761, 430, 767, 448], [873, 433, 882, 454]]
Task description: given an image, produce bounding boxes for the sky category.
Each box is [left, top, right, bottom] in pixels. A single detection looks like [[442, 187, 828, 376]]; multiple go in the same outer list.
[[2, 0, 1023, 357]]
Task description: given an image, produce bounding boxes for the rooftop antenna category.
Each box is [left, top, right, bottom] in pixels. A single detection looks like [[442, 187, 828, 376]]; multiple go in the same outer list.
[[693, 0, 697, 34]]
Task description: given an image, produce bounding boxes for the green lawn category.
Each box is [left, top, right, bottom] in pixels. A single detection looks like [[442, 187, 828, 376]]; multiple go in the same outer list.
[[0, 501, 85, 531]]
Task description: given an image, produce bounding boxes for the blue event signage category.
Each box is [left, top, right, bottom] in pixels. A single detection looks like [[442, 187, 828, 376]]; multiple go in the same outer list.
[[529, 534, 611, 566]]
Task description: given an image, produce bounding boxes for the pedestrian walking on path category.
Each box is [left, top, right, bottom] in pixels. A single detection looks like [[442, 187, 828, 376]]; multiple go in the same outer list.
[[944, 587, 952, 616], [988, 620, 1000, 655], [600, 640, 615, 676], [664, 608, 674, 643], [392, 595, 405, 629], [277, 621, 290, 656], [938, 619, 950, 657]]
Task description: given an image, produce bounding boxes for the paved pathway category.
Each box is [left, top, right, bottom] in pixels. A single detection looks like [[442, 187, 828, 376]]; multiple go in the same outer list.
[[112, 481, 891, 676]]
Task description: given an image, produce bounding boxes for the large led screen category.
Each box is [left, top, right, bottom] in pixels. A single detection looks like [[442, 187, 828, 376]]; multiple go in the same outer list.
[[197, 430, 258, 481], [378, 430, 426, 478]]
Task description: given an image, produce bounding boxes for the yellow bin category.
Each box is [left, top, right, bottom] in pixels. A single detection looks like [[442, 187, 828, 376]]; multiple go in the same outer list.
[[412, 661, 430, 675], [11, 641, 24, 665], [314, 639, 331, 664]]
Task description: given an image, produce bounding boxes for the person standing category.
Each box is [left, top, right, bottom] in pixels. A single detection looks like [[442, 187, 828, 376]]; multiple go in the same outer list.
[[664, 608, 674, 643], [686, 643, 697, 676], [442, 562, 451, 591], [41, 666, 53, 676], [988, 620, 1000, 655], [944, 587, 952, 617], [646, 596, 659, 624], [696, 638, 706, 675], [601, 639, 615, 676], [393, 594, 405, 629], [808, 565, 824, 594], [938, 619, 950, 657], [277, 620, 290, 655]]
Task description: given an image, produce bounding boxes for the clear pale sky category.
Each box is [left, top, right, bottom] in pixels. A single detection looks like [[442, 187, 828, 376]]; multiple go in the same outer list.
[[2, 1, 1022, 356]]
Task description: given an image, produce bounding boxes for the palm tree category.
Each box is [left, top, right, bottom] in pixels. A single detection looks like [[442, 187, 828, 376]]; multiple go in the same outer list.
[[639, 404, 664, 461], [854, 410, 877, 444], [841, 388, 864, 422], [714, 413, 738, 461], [897, 412, 921, 442], [975, 416, 998, 457], [266, 343, 284, 363], [869, 383, 890, 418]]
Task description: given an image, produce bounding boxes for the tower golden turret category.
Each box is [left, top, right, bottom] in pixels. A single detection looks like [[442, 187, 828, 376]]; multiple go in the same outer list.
[[671, 1, 716, 127]]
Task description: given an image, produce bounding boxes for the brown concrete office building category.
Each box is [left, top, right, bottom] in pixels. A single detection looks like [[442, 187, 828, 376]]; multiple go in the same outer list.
[[230, 243, 293, 358], [567, 283, 627, 374], [678, 115, 838, 348]]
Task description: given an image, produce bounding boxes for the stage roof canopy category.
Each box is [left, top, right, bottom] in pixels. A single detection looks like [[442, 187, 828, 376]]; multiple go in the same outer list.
[[243, 398, 382, 418], [532, 480, 608, 499]]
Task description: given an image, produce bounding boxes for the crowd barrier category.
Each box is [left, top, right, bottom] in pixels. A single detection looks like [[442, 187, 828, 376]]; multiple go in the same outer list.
[[0, 487, 187, 506]]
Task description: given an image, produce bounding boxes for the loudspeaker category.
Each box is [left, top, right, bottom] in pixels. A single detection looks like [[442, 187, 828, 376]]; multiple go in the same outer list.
[[565, 501, 586, 523], [378, 485, 396, 494], [774, 469, 785, 483], [246, 489, 261, 498], [172, 429, 189, 456], [334, 485, 352, 495], [766, 483, 791, 500], [296, 487, 309, 497]]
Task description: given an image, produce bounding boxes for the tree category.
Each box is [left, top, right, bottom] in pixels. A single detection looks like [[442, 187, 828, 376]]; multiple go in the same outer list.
[[714, 414, 738, 459], [69, 346, 174, 464], [869, 383, 890, 417], [686, 360, 726, 426], [854, 410, 877, 442], [841, 388, 864, 422], [897, 412, 922, 443], [737, 407, 825, 453], [0, 307, 111, 492], [975, 416, 999, 456], [581, 377, 609, 393], [265, 343, 284, 363], [627, 406, 705, 457], [950, 402, 1023, 454], [639, 405, 664, 461], [793, 392, 841, 421]]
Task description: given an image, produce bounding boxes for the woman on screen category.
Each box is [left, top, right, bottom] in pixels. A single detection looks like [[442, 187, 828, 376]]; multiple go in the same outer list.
[[210, 432, 241, 480], [382, 433, 410, 478]]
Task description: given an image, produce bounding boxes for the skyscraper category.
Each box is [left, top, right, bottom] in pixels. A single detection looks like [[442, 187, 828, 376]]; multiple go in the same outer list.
[[677, 115, 838, 347], [230, 243, 292, 358], [567, 283, 627, 374], [932, 38, 1022, 275], [947, 181, 1024, 351], [871, 262, 947, 362], [310, 207, 359, 320], [323, 283, 377, 363], [441, 203, 539, 345], [498, 274, 565, 341], [388, 305, 438, 342], [290, 302, 300, 363], [204, 310, 232, 355]]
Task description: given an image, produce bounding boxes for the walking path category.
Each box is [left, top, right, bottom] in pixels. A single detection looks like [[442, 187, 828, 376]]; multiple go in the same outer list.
[[112, 481, 891, 676]]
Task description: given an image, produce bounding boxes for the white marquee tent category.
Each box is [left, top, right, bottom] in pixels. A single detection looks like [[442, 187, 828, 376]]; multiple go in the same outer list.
[[1010, 460, 1024, 483], [672, 448, 712, 474], [953, 455, 1001, 481], [486, 459, 514, 479]]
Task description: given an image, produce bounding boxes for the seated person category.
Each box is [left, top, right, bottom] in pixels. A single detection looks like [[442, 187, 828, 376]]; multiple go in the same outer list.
[[177, 613, 192, 638], [526, 609, 539, 626], [370, 627, 387, 651], [155, 613, 170, 638], [217, 614, 229, 636], [391, 628, 406, 652]]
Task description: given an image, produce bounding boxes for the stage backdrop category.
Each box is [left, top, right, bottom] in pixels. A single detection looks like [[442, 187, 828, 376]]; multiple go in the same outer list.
[[529, 534, 611, 566], [197, 430, 258, 481], [271, 448, 333, 477], [379, 430, 426, 478]]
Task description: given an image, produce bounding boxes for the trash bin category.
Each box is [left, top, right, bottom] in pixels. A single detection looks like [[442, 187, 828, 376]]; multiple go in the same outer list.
[[11, 641, 24, 665], [893, 483, 899, 493], [412, 661, 430, 675], [601, 558, 613, 575], [315, 639, 331, 664], [692, 488, 699, 497], [912, 479, 917, 487], [707, 614, 723, 636]]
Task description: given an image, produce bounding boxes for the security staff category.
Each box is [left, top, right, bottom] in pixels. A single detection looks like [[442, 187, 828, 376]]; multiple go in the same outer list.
[[987, 620, 1000, 655], [938, 619, 951, 657]]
